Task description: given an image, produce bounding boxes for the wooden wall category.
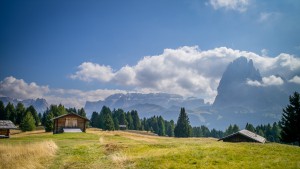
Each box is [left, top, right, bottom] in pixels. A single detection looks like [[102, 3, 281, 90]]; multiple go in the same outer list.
[[53, 114, 87, 134], [222, 134, 258, 143], [0, 129, 9, 137]]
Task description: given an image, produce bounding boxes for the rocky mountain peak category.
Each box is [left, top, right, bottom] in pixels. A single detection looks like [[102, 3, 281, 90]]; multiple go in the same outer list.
[[213, 57, 262, 107]]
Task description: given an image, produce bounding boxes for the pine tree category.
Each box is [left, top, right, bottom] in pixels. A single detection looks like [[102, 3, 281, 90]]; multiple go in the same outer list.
[[113, 117, 119, 130], [20, 111, 36, 131], [15, 102, 26, 125], [118, 112, 128, 130], [232, 124, 239, 133], [90, 111, 99, 127], [280, 92, 300, 146], [26, 105, 39, 126], [174, 108, 191, 137], [225, 124, 233, 136], [101, 106, 114, 131], [131, 110, 141, 130], [78, 108, 86, 118], [166, 120, 175, 137], [0, 101, 5, 120], [5, 102, 15, 123], [158, 116, 165, 136], [126, 112, 134, 130], [245, 123, 255, 132], [272, 122, 281, 142], [44, 112, 54, 132]]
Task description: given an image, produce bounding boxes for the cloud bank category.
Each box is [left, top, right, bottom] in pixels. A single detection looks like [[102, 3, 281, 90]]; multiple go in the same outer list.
[[0, 76, 127, 108], [0, 76, 49, 100], [71, 46, 300, 103], [247, 75, 284, 87]]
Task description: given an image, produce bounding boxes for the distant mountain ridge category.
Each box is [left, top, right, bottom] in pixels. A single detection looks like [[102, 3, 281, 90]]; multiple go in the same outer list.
[[0, 97, 48, 113], [84, 93, 208, 126]]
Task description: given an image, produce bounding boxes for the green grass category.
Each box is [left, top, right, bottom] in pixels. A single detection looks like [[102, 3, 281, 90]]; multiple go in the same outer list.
[[1, 128, 300, 169]]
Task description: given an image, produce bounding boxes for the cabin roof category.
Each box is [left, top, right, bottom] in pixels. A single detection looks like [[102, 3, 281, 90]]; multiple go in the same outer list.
[[0, 120, 17, 129], [51, 112, 89, 121], [219, 129, 266, 143]]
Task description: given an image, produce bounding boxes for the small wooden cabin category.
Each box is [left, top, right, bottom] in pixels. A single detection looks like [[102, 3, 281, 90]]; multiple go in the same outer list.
[[52, 113, 89, 134], [218, 129, 266, 143], [0, 120, 17, 138]]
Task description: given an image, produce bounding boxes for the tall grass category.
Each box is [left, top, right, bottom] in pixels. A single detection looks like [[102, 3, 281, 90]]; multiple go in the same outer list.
[[0, 140, 58, 169]]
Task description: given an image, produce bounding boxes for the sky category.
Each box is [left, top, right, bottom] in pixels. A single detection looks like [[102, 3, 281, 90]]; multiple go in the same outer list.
[[0, 0, 300, 108]]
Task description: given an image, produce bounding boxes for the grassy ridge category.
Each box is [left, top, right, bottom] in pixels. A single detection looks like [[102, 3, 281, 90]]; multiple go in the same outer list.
[[0, 128, 300, 169]]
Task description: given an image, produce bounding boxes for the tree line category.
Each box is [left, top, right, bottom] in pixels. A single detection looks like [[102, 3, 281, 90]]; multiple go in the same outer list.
[[1, 91, 298, 146], [0, 101, 40, 131], [0, 102, 87, 132], [89, 106, 176, 136]]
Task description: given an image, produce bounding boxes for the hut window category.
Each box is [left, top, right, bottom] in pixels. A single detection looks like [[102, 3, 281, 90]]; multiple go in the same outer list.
[[65, 118, 77, 127]]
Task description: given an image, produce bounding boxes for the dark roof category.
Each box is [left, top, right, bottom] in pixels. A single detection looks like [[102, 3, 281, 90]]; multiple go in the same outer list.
[[219, 129, 266, 143], [51, 112, 89, 121], [0, 120, 17, 129]]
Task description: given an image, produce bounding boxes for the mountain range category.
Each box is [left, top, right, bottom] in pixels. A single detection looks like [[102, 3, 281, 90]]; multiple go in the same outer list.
[[0, 97, 48, 113]]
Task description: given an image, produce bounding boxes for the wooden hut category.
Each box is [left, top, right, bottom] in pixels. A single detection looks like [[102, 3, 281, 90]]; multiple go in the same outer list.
[[52, 113, 89, 134], [218, 129, 266, 143], [0, 120, 17, 138]]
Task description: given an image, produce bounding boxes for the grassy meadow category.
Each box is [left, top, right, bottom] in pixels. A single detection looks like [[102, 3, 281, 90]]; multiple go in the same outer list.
[[0, 128, 299, 169]]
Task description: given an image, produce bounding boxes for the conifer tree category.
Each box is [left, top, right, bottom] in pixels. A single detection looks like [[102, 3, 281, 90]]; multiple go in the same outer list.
[[166, 120, 175, 137], [126, 112, 134, 130], [101, 106, 114, 131], [245, 123, 255, 132], [26, 105, 39, 126], [5, 102, 15, 123], [280, 92, 300, 146], [0, 101, 5, 120], [113, 117, 119, 130], [78, 108, 86, 118], [44, 112, 54, 132], [174, 108, 191, 137], [90, 111, 99, 127], [15, 102, 26, 125], [118, 112, 127, 129], [131, 110, 141, 130], [158, 116, 165, 136], [20, 111, 36, 131]]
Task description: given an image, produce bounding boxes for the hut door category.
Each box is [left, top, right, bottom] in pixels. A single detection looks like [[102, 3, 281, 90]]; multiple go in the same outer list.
[[65, 118, 78, 128]]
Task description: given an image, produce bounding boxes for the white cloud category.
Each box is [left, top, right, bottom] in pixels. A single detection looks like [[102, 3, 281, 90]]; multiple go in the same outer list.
[[209, 0, 250, 12], [0, 76, 127, 108], [289, 76, 300, 84], [0, 76, 49, 100], [70, 62, 114, 82], [71, 46, 300, 103], [247, 75, 284, 87]]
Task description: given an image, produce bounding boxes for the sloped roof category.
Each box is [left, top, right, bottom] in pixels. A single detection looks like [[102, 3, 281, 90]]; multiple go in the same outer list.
[[219, 129, 266, 143], [51, 112, 89, 121], [0, 120, 17, 129]]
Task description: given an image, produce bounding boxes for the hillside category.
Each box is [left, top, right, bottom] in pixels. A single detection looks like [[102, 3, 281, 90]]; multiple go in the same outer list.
[[0, 129, 299, 169]]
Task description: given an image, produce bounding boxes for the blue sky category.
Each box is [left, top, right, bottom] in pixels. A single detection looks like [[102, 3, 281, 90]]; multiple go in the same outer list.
[[1, 0, 300, 107]]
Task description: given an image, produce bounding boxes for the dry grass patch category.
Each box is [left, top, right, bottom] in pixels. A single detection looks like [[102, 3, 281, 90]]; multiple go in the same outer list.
[[0, 140, 58, 169]]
